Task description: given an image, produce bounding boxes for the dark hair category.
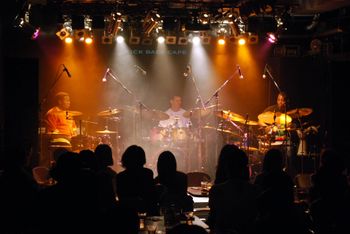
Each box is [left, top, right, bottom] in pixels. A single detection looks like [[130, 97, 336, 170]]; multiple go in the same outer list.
[[214, 144, 240, 184], [95, 144, 113, 167], [121, 145, 146, 169], [263, 148, 284, 172], [157, 150, 177, 176]]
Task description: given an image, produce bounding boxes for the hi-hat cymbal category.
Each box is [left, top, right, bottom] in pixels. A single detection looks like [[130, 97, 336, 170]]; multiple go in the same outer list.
[[96, 129, 117, 134], [183, 105, 216, 118], [143, 109, 170, 120], [258, 111, 292, 125], [216, 110, 245, 122], [287, 108, 313, 118], [98, 108, 122, 117]]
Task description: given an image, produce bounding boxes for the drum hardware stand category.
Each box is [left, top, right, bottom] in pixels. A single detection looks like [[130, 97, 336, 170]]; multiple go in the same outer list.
[[39, 64, 69, 167], [103, 68, 150, 145], [204, 66, 242, 168]]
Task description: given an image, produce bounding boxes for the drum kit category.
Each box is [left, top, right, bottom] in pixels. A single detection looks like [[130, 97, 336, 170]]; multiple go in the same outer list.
[[45, 103, 314, 173], [256, 107, 313, 155]]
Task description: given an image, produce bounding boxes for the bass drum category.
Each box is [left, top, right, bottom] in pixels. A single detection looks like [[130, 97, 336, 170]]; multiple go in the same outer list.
[[152, 147, 187, 173]]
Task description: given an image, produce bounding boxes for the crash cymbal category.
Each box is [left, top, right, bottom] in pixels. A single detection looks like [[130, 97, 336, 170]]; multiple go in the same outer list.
[[143, 109, 170, 120], [258, 111, 292, 125], [98, 108, 121, 117], [96, 129, 117, 134], [183, 105, 216, 118], [216, 110, 245, 122], [202, 125, 240, 137], [287, 108, 313, 118]]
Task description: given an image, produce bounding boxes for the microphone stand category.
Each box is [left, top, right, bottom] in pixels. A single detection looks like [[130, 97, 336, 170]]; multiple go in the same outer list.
[[106, 69, 150, 144], [264, 65, 289, 170], [204, 67, 240, 160], [187, 69, 206, 171], [38, 64, 67, 167]]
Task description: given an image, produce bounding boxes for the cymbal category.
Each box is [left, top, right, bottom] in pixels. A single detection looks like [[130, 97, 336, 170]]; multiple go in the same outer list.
[[202, 125, 240, 137], [98, 108, 121, 117], [241, 146, 259, 152], [143, 109, 169, 120], [60, 110, 82, 117], [183, 105, 216, 118], [258, 111, 292, 125], [96, 129, 117, 134], [287, 108, 313, 118], [216, 110, 245, 122]]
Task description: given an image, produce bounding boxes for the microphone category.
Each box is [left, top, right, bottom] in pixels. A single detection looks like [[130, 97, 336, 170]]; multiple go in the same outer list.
[[102, 68, 110, 82], [62, 64, 71, 78], [183, 64, 191, 77], [262, 64, 267, 79], [237, 65, 243, 79], [134, 65, 147, 75]]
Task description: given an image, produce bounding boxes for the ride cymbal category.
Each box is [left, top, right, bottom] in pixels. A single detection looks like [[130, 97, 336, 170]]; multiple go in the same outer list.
[[183, 105, 216, 118], [287, 108, 313, 117]]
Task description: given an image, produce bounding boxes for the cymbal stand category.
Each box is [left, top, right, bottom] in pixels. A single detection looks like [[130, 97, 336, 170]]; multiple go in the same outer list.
[[104, 68, 150, 144], [39, 64, 69, 167], [264, 64, 289, 170], [296, 111, 306, 174], [186, 65, 205, 171]]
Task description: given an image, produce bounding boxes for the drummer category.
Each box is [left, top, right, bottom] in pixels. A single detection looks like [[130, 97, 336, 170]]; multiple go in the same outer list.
[[259, 92, 291, 142], [45, 91, 78, 145], [158, 95, 191, 128]]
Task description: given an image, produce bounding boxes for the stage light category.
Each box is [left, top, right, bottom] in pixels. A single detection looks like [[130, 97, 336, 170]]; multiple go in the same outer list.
[[116, 35, 124, 43], [157, 36, 165, 43], [238, 37, 246, 45], [217, 36, 225, 45], [192, 36, 201, 44], [267, 33, 277, 43]]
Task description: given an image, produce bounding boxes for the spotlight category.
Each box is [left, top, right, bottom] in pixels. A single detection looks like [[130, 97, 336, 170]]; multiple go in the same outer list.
[[116, 35, 124, 43], [157, 36, 165, 43], [192, 36, 201, 44], [217, 36, 225, 45], [237, 37, 246, 45], [267, 33, 277, 43]]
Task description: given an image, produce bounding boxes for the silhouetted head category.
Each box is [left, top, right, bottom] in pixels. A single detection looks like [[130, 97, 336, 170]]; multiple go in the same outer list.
[[95, 144, 113, 167], [121, 145, 146, 169], [263, 148, 284, 173], [157, 150, 177, 176]]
